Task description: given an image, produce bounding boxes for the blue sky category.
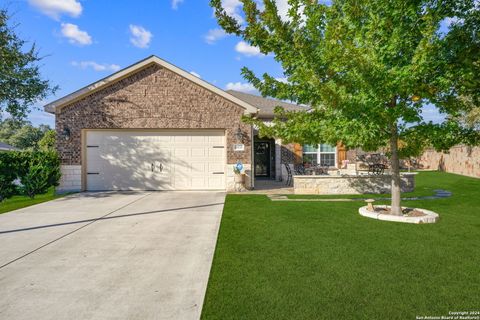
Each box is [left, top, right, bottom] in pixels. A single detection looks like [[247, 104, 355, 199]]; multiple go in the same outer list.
[[10, 0, 445, 127]]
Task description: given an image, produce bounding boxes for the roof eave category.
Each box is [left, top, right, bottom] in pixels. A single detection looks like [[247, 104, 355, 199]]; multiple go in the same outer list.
[[44, 55, 259, 115]]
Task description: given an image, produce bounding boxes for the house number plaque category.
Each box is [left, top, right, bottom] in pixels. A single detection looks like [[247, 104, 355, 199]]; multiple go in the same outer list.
[[233, 144, 245, 152]]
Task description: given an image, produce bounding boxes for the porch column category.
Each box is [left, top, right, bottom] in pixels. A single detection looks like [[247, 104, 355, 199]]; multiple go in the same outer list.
[[275, 138, 282, 181]]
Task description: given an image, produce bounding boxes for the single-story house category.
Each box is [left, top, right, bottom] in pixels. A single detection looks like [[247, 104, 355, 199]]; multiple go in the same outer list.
[[45, 55, 354, 192], [0, 142, 19, 152]]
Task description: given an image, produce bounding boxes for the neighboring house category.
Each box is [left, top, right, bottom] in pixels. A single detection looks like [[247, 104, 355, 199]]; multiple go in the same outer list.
[[44, 55, 352, 192], [0, 142, 19, 152]]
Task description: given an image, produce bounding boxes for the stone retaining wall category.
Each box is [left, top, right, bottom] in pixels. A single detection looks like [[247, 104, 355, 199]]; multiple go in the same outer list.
[[293, 173, 415, 195]]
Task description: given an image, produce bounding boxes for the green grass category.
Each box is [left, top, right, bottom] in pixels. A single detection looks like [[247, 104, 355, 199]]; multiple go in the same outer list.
[[202, 172, 480, 319], [0, 187, 67, 215]]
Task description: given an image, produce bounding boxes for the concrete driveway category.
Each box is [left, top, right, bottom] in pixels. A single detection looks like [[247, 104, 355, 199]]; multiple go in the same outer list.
[[0, 191, 225, 320]]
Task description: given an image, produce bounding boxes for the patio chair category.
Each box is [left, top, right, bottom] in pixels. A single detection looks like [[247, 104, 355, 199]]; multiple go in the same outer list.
[[317, 163, 330, 175], [368, 163, 386, 175], [284, 163, 293, 186], [294, 164, 306, 175]]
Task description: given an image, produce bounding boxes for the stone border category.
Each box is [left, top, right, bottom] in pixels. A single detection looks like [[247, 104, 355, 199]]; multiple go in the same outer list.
[[358, 205, 439, 224]]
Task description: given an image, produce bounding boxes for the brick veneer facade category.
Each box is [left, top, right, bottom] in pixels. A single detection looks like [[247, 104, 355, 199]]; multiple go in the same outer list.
[[55, 63, 253, 191]]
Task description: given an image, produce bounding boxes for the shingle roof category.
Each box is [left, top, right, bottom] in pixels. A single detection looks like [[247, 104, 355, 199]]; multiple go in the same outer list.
[[226, 90, 308, 118], [0, 141, 18, 151]]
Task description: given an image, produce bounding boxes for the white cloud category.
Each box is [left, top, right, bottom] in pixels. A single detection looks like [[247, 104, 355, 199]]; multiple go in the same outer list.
[[129, 25, 153, 48], [274, 0, 307, 23], [190, 71, 201, 78], [27, 110, 55, 127], [172, 0, 184, 10], [225, 82, 257, 93], [71, 61, 121, 72], [29, 0, 82, 20], [220, 0, 244, 24], [275, 0, 289, 21], [235, 41, 262, 57], [421, 104, 446, 124], [204, 28, 227, 44], [60, 23, 92, 46]]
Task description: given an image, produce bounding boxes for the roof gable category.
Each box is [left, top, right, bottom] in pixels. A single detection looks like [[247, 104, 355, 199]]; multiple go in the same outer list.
[[44, 55, 258, 115]]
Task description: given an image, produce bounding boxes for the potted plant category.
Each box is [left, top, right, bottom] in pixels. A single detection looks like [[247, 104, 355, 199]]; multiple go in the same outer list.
[[233, 165, 244, 184]]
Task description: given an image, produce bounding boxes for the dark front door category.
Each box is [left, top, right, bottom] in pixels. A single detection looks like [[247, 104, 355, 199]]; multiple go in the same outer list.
[[254, 142, 271, 177]]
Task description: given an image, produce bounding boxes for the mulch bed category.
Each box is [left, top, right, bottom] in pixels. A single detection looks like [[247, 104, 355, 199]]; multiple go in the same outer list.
[[374, 207, 426, 217]]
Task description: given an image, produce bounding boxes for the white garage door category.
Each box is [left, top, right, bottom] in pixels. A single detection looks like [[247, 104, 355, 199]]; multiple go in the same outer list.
[[85, 130, 225, 191]]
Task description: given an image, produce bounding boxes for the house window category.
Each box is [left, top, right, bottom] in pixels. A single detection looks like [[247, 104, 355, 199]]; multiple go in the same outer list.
[[302, 144, 337, 167]]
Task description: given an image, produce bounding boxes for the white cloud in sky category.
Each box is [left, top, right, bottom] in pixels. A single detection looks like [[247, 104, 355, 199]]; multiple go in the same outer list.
[[235, 41, 262, 57], [171, 0, 184, 10], [28, 0, 82, 20], [27, 110, 55, 127], [225, 82, 257, 93], [129, 25, 153, 48], [421, 104, 446, 124], [204, 28, 227, 44], [190, 71, 201, 78], [60, 23, 92, 45], [71, 61, 121, 72], [220, 0, 244, 24], [275, 0, 289, 21]]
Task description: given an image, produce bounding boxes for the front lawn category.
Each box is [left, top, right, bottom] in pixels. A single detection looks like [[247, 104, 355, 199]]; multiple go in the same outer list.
[[0, 187, 66, 215], [202, 172, 480, 319]]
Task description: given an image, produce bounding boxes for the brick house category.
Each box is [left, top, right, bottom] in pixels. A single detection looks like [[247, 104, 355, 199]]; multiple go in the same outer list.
[[45, 55, 351, 192]]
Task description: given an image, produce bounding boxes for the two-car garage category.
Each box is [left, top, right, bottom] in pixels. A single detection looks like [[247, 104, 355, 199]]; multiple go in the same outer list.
[[85, 130, 226, 191]]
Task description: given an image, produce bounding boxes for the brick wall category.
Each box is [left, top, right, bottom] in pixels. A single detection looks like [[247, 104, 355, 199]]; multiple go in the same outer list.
[[417, 145, 480, 178], [56, 63, 252, 166]]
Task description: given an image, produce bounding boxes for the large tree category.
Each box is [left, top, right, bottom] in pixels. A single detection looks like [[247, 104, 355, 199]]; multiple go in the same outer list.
[[0, 8, 57, 120], [212, 0, 480, 215], [0, 119, 50, 150]]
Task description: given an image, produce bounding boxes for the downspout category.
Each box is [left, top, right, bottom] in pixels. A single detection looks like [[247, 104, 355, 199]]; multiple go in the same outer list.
[[251, 124, 255, 189]]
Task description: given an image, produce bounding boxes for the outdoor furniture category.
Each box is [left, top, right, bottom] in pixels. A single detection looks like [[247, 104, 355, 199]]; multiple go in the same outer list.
[[303, 163, 329, 175], [284, 163, 293, 186], [356, 153, 388, 175], [317, 163, 330, 175], [368, 163, 386, 175], [294, 164, 307, 175]]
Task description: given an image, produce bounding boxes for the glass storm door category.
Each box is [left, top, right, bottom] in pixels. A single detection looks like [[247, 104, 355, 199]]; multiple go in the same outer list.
[[254, 142, 270, 177]]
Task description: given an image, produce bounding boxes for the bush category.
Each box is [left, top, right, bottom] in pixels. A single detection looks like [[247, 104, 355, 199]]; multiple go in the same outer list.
[[0, 150, 61, 200], [38, 129, 56, 151], [17, 151, 61, 199], [0, 152, 18, 202]]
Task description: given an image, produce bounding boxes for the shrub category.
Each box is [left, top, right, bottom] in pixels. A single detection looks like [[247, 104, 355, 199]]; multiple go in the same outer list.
[[17, 151, 61, 199], [0, 150, 61, 200], [0, 152, 18, 202], [38, 129, 56, 151]]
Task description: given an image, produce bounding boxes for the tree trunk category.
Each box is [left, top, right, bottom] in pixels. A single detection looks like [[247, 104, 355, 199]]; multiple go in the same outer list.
[[389, 123, 403, 216]]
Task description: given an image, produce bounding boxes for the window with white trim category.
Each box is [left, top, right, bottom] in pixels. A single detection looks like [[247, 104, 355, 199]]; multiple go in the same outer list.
[[302, 144, 337, 167]]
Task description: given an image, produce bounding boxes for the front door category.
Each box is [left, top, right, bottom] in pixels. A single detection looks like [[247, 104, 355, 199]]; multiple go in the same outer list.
[[254, 141, 271, 178]]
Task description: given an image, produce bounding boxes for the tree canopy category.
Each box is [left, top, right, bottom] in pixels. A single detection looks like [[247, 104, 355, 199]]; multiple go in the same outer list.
[[0, 119, 51, 150], [211, 0, 480, 214], [0, 8, 57, 120]]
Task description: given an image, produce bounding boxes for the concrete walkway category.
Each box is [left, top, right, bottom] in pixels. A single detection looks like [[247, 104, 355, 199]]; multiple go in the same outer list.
[[0, 191, 225, 320]]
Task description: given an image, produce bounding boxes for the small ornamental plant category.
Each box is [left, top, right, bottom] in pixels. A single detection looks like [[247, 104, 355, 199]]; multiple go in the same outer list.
[[233, 165, 242, 175]]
